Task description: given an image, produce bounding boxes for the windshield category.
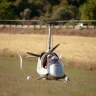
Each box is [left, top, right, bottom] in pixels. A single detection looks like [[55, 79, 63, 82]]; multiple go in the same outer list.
[[47, 54, 59, 64]]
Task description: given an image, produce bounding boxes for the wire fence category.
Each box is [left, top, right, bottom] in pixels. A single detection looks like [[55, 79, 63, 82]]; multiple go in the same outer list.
[[0, 20, 96, 29]]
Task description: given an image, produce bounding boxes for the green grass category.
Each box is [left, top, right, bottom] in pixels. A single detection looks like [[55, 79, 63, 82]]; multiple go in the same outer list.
[[0, 57, 96, 96]]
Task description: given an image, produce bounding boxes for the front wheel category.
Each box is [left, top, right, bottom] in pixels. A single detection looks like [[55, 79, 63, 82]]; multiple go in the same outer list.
[[65, 77, 70, 82]]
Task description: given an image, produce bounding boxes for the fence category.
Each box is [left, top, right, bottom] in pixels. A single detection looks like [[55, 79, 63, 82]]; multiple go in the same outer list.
[[0, 20, 96, 29], [0, 24, 96, 29]]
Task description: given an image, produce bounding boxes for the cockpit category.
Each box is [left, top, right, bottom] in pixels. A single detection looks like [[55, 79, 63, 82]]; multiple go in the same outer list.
[[41, 52, 59, 69], [47, 54, 59, 64]]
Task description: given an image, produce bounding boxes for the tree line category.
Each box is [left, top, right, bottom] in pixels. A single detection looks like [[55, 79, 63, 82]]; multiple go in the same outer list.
[[0, 0, 96, 24]]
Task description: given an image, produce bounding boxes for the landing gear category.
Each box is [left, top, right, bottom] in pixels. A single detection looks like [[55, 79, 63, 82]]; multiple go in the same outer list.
[[64, 77, 70, 82]]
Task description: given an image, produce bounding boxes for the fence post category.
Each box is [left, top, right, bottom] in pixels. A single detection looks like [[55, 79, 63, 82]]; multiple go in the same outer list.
[[73, 25, 75, 29], [87, 24, 88, 29], [66, 25, 68, 29]]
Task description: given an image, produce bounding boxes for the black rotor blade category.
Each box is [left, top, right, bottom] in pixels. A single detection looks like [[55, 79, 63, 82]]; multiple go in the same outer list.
[[27, 52, 40, 57], [50, 44, 60, 52]]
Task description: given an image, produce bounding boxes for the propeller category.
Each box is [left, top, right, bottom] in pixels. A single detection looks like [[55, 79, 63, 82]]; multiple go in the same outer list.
[[50, 44, 60, 52], [27, 52, 40, 57], [27, 44, 60, 57]]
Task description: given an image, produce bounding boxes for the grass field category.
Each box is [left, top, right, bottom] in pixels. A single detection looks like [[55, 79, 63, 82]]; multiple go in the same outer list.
[[0, 57, 96, 96], [0, 33, 96, 96], [0, 33, 96, 69]]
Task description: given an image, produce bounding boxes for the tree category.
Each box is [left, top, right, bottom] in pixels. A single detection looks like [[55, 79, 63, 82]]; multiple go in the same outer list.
[[51, 7, 74, 20], [79, 0, 96, 20], [13, 0, 29, 13], [68, 5, 79, 19], [0, 0, 17, 19], [44, 4, 52, 14], [67, 0, 86, 7], [48, 0, 60, 6], [52, 0, 68, 12], [20, 8, 31, 20]]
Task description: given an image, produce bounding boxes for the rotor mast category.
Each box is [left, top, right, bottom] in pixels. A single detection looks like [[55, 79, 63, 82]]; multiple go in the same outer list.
[[47, 23, 52, 52]]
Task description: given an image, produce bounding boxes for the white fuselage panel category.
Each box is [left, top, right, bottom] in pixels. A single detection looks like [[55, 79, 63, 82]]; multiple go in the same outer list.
[[37, 57, 64, 79]]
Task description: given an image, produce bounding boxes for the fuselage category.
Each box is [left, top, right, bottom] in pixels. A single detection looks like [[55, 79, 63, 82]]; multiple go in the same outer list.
[[37, 52, 65, 79]]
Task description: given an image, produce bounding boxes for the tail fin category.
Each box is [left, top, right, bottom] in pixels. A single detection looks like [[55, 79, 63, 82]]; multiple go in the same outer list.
[[17, 52, 23, 70], [59, 54, 62, 59]]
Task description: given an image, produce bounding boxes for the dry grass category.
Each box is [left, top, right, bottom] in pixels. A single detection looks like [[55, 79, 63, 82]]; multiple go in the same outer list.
[[0, 33, 96, 69], [0, 28, 96, 37], [0, 31, 96, 96]]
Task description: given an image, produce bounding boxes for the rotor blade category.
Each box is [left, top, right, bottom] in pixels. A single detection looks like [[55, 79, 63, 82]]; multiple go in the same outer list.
[[27, 52, 40, 57], [23, 56, 37, 58], [50, 44, 60, 52]]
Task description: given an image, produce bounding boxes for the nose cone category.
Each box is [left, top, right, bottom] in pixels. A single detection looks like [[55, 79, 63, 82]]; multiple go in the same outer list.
[[49, 64, 64, 77]]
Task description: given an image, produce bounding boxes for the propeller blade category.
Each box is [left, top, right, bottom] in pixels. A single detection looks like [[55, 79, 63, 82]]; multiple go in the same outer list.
[[27, 52, 40, 57], [50, 44, 60, 52]]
